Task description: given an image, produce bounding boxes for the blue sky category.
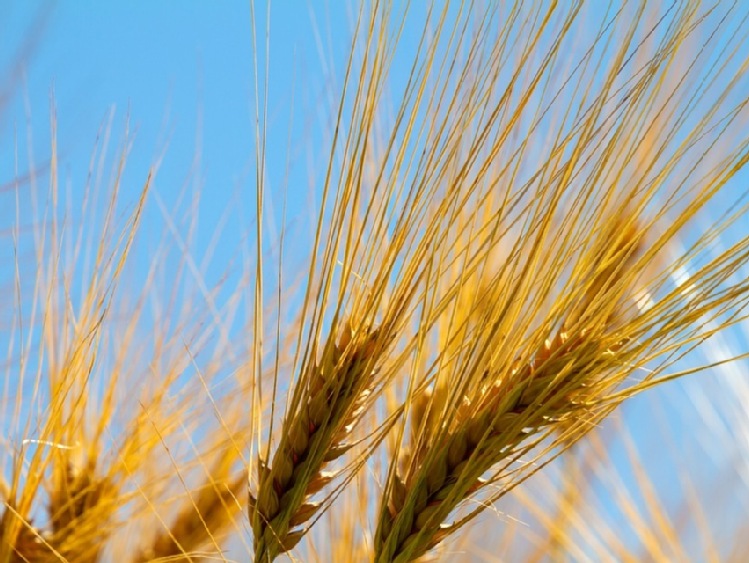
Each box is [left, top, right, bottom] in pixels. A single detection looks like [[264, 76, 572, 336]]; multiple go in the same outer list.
[[4, 2, 274, 229], [1, 2, 367, 237], [0, 2, 369, 339]]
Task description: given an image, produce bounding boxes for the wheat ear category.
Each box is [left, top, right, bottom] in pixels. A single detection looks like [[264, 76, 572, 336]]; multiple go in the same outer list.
[[377, 327, 624, 561], [250, 321, 380, 562], [137, 471, 245, 562], [376, 222, 643, 562], [0, 507, 59, 562], [46, 456, 115, 562]]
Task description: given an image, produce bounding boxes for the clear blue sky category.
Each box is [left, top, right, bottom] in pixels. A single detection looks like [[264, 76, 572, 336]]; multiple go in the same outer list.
[[0, 2, 369, 330], [2, 2, 327, 252]]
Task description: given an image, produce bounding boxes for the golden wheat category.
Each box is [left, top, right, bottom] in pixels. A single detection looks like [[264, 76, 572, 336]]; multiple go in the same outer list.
[[375, 217, 643, 561], [3, 1, 749, 561], [249, 322, 382, 561]]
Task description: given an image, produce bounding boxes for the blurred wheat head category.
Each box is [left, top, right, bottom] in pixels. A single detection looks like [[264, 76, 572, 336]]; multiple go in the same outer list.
[[3, 1, 749, 562]]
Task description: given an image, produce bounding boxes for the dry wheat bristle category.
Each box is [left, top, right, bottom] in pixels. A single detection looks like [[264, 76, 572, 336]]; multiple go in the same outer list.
[[250, 321, 382, 562]]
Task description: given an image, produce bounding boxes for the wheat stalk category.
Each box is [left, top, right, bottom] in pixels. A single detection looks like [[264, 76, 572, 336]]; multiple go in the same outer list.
[[0, 507, 59, 562]]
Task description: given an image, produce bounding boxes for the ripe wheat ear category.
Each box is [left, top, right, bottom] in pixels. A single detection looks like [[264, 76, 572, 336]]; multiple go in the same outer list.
[[249, 322, 383, 561], [376, 217, 644, 561]]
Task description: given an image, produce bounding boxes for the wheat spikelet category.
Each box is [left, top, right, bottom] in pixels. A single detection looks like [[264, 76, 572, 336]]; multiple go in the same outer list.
[[250, 321, 382, 561], [377, 328, 615, 561]]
